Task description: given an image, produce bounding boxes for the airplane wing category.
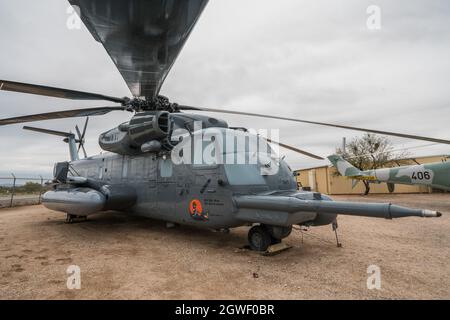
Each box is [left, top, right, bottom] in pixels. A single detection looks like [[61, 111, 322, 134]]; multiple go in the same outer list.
[[68, 0, 209, 99]]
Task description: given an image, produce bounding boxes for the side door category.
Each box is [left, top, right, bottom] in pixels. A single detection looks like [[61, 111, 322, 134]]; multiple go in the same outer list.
[[156, 156, 176, 217], [145, 155, 158, 211]]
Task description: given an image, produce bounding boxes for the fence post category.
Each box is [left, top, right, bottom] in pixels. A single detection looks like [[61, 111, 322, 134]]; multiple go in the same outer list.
[[10, 173, 16, 208], [38, 175, 44, 204]]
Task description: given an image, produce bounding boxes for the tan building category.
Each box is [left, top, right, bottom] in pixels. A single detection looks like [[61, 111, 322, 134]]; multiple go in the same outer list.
[[294, 155, 449, 195]]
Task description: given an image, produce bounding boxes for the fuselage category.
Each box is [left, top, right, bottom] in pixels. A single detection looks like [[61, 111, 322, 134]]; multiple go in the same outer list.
[[67, 128, 298, 229], [361, 160, 450, 191], [43, 129, 441, 231]]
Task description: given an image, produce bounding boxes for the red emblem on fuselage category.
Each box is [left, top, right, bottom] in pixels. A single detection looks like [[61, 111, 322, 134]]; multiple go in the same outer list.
[[189, 199, 208, 221]]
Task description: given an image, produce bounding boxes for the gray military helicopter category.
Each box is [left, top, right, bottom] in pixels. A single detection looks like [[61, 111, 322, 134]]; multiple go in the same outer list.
[[0, 0, 445, 252]]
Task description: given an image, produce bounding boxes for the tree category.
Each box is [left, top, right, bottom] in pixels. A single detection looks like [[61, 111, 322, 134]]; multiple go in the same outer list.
[[19, 182, 42, 194], [336, 134, 409, 195]]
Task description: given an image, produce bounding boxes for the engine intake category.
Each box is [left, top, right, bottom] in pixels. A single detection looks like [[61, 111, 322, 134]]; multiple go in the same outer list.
[[99, 111, 171, 155], [127, 111, 170, 146]]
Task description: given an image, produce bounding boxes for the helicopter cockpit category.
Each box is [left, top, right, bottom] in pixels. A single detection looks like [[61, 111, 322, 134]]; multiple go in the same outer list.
[[171, 128, 298, 190]]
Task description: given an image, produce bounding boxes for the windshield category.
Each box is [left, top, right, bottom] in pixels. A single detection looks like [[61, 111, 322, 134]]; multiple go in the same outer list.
[[171, 128, 280, 167]]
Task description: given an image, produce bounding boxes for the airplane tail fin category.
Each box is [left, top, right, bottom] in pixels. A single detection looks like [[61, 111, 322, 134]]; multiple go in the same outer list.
[[327, 154, 363, 177]]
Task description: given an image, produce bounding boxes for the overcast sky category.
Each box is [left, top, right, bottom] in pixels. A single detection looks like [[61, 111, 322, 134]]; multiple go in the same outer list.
[[1, 0, 450, 178]]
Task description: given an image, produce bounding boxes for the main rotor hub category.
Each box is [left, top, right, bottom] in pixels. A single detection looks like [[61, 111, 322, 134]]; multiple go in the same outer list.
[[125, 96, 180, 113]]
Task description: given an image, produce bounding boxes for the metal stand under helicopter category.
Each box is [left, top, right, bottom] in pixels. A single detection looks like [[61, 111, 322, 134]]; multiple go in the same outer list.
[[65, 214, 88, 224]]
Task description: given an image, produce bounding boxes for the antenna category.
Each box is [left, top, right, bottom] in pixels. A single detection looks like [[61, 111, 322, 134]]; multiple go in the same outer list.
[[342, 137, 347, 156]]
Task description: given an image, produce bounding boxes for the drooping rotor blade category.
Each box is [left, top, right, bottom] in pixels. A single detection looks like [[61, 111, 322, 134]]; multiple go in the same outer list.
[[265, 138, 324, 160], [23, 126, 73, 138], [0, 80, 126, 103], [180, 106, 450, 145], [0, 106, 127, 126], [69, 0, 209, 99]]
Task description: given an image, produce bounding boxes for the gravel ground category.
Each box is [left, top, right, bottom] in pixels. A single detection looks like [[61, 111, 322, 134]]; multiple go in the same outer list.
[[0, 193, 449, 300]]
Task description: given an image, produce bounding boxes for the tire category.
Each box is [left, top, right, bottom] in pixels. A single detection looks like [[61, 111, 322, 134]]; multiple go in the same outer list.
[[248, 225, 272, 252], [265, 225, 292, 240], [270, 237, 282, 245]]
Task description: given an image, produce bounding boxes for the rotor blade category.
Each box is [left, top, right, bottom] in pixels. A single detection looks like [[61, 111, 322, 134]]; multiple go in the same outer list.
[[69, 0, 209, 99], [23, 126, 73, 138], [181, 106, 450, 145], [0, 106, 127, 126], [0, 80, 126, 104], [265, 138, 324, 160], [75, 125, 83, 153], [81, 144, 88, 159], [81, 117, 89, 140], [75, 125, 82, 141]]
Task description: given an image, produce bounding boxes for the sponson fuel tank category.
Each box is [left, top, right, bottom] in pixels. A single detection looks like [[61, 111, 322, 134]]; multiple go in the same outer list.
[[42, 188, 106, 216], [42, 186, 137, 216]]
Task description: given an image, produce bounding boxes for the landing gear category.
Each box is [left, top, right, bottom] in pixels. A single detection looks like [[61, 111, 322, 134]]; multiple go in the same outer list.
[[248, 225, 272, 252], [165, 222, 177, 229], [65, 214, 88, 224], [265, 225, 292, 241], [248, 224, 293, 253], [332, 220, 342, 248]]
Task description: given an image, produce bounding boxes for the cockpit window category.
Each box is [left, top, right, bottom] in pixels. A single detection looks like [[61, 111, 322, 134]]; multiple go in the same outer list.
[[224, 164, 266, 185], [159, 158, 173, 178]]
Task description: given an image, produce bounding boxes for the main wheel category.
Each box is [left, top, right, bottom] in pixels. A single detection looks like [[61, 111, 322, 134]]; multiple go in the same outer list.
[[248, 225, 272, 252], [265, 225, 292, 240]]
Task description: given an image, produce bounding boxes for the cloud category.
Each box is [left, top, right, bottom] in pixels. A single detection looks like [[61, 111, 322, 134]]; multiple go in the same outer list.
[[1, 0, 449, 176]]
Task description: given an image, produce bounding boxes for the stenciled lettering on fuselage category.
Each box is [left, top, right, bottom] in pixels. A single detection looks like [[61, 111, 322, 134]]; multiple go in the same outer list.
[[395, 165, 434, 185]]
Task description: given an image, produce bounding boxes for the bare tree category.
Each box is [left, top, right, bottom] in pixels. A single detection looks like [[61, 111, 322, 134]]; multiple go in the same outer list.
[[336, 134, 409, 195]]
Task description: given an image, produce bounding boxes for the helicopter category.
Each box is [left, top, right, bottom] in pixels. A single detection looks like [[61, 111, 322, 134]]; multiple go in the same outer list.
[[328, 154, 450, 193], [0, 0, 444, 252]]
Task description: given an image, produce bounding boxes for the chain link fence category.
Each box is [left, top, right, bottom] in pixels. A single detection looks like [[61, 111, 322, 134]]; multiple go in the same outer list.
[[0, 175, 52, 208]]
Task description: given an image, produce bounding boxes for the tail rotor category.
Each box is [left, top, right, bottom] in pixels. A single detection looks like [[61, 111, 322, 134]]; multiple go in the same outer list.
[[75, 117, 89, 158], [23, 117, 90, 161]]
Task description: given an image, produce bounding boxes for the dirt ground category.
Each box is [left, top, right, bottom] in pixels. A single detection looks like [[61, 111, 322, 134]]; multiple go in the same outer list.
[[0, 193, 449, 300]]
